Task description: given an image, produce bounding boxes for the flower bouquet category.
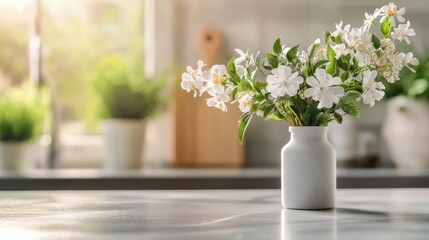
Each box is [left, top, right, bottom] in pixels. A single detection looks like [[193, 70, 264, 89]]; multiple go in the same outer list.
[[180, 3, 418, 209], [181, 3, 418, 143]]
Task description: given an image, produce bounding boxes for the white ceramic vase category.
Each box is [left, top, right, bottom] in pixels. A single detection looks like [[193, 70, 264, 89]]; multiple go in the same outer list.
[[0, 142, 35, 171], [281, 127, 336, 209], [382, 96, 429, 169], [102, 119, 146, 171]]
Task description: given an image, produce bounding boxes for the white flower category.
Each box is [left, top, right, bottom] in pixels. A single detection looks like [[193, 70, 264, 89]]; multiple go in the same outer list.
[[203, 65, 228, 96], [331, 21, 351, 38], [298, 50, 308, 63], [390, 52, 405, 70], [380, 3, 405, 27], [181, 60, 206, 97], [266, 65, 304, 98], [206, 87, 233, 112], [332, 44, 348, 59], [391, 21, 416, 44], [361, 70, 385, 107], [304, 68, 344, 109], [237, 92, 253, 113], [362, 9, 380, 32], [344, 28, 372, 53], [315, 47, 327, 62], [403, 52, 419, 66], [234, 49, 257, 67]]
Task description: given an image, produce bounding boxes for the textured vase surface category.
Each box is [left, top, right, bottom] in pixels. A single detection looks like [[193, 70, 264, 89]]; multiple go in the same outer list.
[[281, 126, 336, 209]]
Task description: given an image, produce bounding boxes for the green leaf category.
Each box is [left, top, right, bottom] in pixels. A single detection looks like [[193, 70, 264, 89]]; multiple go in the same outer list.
[[227, 58, 237, 76], [334, 112, 343, 124], [326, 61, 337, 76], [343, 90, 361, 101], [341, 71, 350, 81], [408, 78, 429, 97], [286, 45, 300, 62], [381, 17, 391, 38], [308, 42, 319, 59], [238, 81, 253, 91], [315, 113, 334, 126], [249, 103, 260, 113], [231, 87, 238, 100], [238, 112, 253, 144], [263, 104, 275, 118], [273, 37, 282, 55], [313, 60, 329, 71], [266, 52, 277, 59], [262, 58, 279, 70], [327, 44, 336, 62], [371, 34, 381, 49], [341, 101, 360, 118], [252, 94, 265, 101], [324, 30, 331, 44]]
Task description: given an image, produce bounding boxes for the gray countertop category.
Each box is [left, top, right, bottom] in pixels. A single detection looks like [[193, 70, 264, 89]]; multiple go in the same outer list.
[[0, 168, 428, 190], [1, 189, 428, 239]]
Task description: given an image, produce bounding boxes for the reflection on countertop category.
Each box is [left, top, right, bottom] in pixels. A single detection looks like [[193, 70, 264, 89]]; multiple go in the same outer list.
[[0, 189, 428, 239]]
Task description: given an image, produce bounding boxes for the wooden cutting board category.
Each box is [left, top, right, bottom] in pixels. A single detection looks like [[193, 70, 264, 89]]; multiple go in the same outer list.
[[172, 28, 244, 167]]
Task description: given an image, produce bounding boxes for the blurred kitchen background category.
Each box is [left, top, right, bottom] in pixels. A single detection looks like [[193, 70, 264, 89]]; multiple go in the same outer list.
[[0, 0, 429, 184]]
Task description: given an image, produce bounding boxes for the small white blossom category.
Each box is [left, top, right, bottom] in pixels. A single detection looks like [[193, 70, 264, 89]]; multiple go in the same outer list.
[[266, 65, 304, 98], [403, 52, 419, 66], [331, 21, 351, 38], [206, 87, 233, 112], [332, 44, 348, 59], [362, 9, 380, 32], [391, 21, 415, 44], [361, 70, 385, 107], [203, 65, 228, 96], [181, 60, 206, 97], [380, 3, 405, 27], [314, 47, 327, 62], [234, 49, 257, 67], [304, 68, 344, 109], [237, 92, 253, 113], [344, 28, 373, 53]]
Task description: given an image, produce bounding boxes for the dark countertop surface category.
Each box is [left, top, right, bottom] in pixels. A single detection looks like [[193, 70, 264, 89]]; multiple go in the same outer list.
[[1, 189, 428, 239], [0, 168, 428, 190]]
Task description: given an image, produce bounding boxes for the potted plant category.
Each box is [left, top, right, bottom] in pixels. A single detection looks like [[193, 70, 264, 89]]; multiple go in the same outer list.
[[382, 52, 429, 169], [0, 84, 44, 171], [91, 54, 163, 171], [180, 3, 417, 209]]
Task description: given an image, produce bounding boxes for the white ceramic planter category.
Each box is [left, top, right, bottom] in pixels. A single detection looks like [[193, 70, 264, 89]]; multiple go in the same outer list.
[[0, 142, 35, 171], [281, 127, 336, 209], [102, 119, 146, 171], [382, 96, 429, 169], [328, 115, 359, 166]]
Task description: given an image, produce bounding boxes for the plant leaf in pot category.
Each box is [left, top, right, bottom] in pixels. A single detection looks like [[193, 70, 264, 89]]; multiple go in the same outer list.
[[89, 54, 164, 171], [0, 84, 45, 171]]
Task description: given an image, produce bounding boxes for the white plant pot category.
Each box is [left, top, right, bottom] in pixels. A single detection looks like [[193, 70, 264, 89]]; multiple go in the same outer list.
[[0, 142, 36, 171], [102, 119, 146, 171], [328, 115, 359, 166], [382, 96, 429, 169], [281, 127, 336, 209]]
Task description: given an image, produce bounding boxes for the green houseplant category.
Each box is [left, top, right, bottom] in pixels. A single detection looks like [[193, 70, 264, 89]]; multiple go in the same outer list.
[[90, 54, 163, 170], [382, 53, 429, 169], [0, 84, 44, 170]]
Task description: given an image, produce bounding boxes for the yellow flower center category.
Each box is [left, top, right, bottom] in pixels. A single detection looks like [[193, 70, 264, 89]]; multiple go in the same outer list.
[[212, 73, 224, 85], [387, 6, 397, 17]]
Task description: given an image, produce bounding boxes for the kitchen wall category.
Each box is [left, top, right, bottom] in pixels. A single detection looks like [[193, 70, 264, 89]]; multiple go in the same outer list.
[[151, 0, 429, 167]]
